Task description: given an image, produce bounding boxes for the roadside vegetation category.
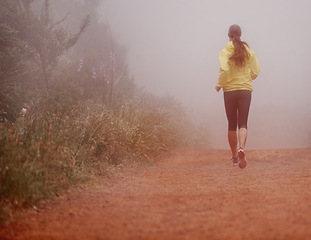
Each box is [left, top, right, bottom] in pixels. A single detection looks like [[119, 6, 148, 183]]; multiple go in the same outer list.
[[0, 0, 203, 222]]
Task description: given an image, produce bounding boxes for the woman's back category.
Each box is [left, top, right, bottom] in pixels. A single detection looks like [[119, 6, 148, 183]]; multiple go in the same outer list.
[[218, 41, 259, 92]]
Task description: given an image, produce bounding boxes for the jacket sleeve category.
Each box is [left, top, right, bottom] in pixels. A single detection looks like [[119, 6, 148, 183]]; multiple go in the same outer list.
[[216, 50, 229, 87], [249, 52, 260, 80]]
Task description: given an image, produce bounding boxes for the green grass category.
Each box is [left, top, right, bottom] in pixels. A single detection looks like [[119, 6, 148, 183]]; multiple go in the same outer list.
[[0, 100, 189, 222]]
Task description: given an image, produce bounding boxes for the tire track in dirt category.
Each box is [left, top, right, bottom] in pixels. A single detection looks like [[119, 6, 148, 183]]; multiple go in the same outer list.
[[1, 148, 311, 240]]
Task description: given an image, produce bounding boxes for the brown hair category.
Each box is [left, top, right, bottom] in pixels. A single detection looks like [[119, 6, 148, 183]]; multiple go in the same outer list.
[[228, 24, 250, 66]]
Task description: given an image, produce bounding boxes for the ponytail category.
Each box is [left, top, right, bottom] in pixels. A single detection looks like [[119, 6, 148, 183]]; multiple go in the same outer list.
[[228, 25, 250, 66]]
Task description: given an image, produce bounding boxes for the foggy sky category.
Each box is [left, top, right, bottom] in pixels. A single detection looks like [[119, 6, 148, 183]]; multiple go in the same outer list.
[[99, 0, 311, 149]]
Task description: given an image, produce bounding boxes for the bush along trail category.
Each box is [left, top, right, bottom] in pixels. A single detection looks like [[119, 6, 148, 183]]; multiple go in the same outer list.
[[1, 148, 311, 240], [0, 101, 190, 223], [0, 1, 194, 224]]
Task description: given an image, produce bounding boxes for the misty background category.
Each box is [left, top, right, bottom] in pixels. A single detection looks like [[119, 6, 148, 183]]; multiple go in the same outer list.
[[96, 0, 311, 149], [21, 0, 311, 150]]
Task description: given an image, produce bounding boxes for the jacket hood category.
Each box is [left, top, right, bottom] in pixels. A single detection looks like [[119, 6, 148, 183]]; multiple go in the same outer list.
[[226, 41, 235, 54], [226, 41, 234, 52]]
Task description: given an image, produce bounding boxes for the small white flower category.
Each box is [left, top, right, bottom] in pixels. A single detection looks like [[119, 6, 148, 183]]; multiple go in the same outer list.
[[21, 108, 27, 116]]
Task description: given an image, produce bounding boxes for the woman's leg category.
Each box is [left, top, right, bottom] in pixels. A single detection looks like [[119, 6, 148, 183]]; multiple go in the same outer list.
[[238, 127, 247, 149], [224, 91, 238, 157], [228, 130, 238, 157], [237, 90, 252, 149]]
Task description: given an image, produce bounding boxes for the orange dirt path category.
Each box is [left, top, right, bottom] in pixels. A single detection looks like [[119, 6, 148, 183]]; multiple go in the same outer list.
[[1, 148, 311, 240]]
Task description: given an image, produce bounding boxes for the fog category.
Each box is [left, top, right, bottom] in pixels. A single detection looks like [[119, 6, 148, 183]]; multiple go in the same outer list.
[[99, 0, 311, 149]]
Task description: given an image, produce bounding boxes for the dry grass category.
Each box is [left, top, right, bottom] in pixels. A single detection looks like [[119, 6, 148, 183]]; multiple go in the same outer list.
[[0, 100, 189, 222]]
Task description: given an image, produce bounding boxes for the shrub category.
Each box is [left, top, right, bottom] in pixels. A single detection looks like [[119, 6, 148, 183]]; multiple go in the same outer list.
[[0, 99, 189, 222]]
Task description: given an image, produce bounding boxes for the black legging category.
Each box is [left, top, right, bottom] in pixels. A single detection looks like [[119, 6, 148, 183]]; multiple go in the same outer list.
[[224, 90, 251, 131]]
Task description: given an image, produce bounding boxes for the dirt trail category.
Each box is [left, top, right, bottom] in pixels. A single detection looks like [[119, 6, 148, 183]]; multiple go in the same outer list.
[[1, 148, 311, 240]]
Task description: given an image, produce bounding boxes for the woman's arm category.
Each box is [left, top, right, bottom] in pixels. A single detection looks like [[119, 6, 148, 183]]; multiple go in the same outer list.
[[249, 52, 260, 80], [215, 86, 221, 92], [216, 50, 229, 88]]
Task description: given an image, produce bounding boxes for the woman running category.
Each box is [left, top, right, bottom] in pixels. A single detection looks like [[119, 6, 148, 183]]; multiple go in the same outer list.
[[215, 24, 260, 168]]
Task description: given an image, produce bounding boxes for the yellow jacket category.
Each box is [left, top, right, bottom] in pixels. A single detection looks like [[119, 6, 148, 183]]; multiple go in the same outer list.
[[217, 41, 260, 92]]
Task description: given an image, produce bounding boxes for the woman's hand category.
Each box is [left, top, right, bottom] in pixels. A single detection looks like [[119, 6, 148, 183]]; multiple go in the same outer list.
[[215, 86, 221, 92]]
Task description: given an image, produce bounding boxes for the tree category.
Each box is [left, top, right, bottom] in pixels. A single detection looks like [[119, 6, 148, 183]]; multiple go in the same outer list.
[[0, 0, 90, 89], [0, 23, 30, 121], [51, 0, 137, 107], [0, 0, 91, 121]]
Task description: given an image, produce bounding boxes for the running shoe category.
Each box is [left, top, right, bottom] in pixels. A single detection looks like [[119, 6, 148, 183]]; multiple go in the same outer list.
[[238, 148, 247, 169], [231, 156, 239, 166]]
